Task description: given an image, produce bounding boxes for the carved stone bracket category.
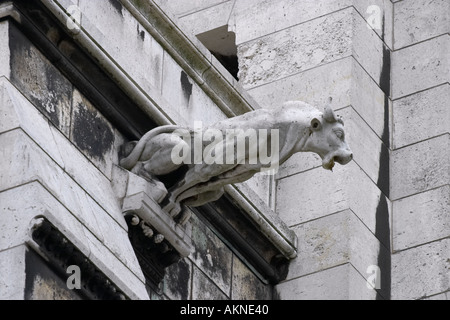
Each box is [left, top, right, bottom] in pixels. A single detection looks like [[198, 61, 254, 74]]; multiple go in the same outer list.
[[121, 172, 193, 289]]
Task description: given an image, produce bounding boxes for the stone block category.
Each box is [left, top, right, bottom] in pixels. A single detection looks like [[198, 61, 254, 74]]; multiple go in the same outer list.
[[79, 0, 164, 94], [0, 182, 90, 259], [191, 265, 228, 300], [178, 1, 234, 36], [0, 21, 10, 78], [0, 245, 26, 300], [9, 23, 72, 136], [163, 258, 192, 300], [49, 125, 126, 229], [155, 0, 231, 16], [391, 134, 450, 200], [276, 263, 378, 300], [70, 89, 115, 178], [286, 210, 389, 290], [237, 7, 386, 90], [391, 238, 450, 300], [276, 161, 390, 236], [190, 215, 232, 295], [237, 8, 353, 89], [0, 78, 64, 166], [393, 84, 450, 149], [233, 0, 392, 47], [393, 185, 450, 251], [161, 52, 227, 126], [394, 0, 450, 49], [231, 256, 272, 300], [392, 34, 450, 99]]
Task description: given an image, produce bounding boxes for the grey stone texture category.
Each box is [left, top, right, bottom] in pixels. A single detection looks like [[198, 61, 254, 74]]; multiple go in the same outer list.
[[392, 34, 449, 99], [276, 264, 378, 300], [391, 134, 449, 200], [394, 0, 449, 49], [391, 239, 450, 300], [2, 0, 448, 301], [392, 84, 450, 149]]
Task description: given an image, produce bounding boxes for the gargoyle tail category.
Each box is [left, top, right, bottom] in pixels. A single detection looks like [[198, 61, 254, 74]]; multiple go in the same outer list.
[[119, 125, 181, 170]]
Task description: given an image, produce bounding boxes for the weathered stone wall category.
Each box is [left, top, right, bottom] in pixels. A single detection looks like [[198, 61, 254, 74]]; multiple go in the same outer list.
[[390, 0, 449, 300], [167, 0, 449, 300], [0, 0, 273, 300], [1, 0, 447, 301]]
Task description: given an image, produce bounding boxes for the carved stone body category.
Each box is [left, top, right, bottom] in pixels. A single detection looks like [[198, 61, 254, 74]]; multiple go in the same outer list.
[[120, 100, 352, 223]]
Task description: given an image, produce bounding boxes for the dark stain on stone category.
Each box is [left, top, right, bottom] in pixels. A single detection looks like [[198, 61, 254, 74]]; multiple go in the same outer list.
[[165, 258, 191, 300], [9, 23, 72, 132], [72, 100, 114, 161], [108, 0, 123, 16], [374, 14, 391, 300], [180, 71, 193, 103], [137, 24, 145, 41]]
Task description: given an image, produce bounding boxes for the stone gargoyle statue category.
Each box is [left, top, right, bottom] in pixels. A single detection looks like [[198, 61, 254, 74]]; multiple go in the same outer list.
[[120, 98, 352, 224]]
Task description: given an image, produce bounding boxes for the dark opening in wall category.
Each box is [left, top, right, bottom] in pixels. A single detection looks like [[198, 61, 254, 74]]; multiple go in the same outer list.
[[197, 25, 239, 81]]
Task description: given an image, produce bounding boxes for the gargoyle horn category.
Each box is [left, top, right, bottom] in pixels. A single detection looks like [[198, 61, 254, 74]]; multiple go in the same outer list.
[[323, 97, 338, 123]]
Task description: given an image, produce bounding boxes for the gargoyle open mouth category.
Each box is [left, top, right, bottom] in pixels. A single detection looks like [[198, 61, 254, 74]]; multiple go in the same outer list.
[[322, 152, 353, 171]]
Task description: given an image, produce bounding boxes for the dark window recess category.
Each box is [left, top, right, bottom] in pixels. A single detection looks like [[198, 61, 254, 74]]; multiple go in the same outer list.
[[197, 25, 239, 81], [30, 218, 128, 300]]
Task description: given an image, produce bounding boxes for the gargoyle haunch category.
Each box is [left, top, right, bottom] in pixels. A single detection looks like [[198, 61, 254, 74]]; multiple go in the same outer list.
[[120, 99, 352, 223]]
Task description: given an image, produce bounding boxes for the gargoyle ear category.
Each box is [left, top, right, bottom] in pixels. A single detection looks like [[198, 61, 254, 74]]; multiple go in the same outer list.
[[323, 97, 338, 123], [311, 118, 322, 131]]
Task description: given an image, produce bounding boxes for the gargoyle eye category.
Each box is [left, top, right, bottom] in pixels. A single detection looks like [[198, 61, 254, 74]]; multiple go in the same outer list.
[[334, 130, 344, 139]]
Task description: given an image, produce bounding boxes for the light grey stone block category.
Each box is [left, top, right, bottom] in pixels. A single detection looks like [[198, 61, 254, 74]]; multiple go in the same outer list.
[[394, 0, 450, 49], [237, 8, 353, 89], [286, 210, 387, 285], [393, 84, 450, 149], [237, 7, 386, 90], [0, 245, 26, 300], [0, 182, 90, 259], [0, 21, 10, 78], [276, 161, 390, 235], [79, 0, 164, 94], [392, 34, 450, 99], [0, 78, 64, 166], [161, 52, 227, 126], [391, 134, 450, 200], [393, 185, 450, 251], [391, 238, 450, 300], [233, 0, 392, 48], [155, 0, 231, 16], [276, 263, 378, 300], [178, 1, 234, 36], [49, 124, 126, 229]]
